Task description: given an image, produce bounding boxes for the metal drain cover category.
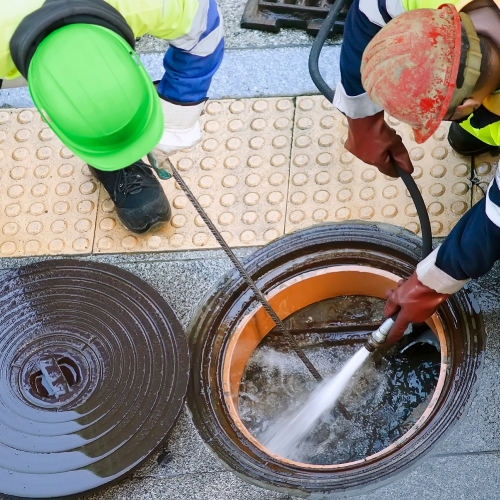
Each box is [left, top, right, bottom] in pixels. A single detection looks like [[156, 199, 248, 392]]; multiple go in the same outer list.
[[241, 0, 352, 35], [0, 260, 189, 498]]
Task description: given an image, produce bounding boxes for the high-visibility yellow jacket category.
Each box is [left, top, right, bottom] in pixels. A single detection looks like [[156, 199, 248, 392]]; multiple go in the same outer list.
[[1, 0, 199, 80], [336, 0, 500, 146]]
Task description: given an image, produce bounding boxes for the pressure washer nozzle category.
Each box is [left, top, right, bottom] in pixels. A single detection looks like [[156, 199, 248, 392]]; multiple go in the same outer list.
[[364, 317, 395, 352]]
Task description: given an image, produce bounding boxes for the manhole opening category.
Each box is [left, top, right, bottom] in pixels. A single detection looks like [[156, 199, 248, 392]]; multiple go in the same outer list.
[[223, 265, 448, 469], [238, 295, 441, 465], [29, 356, 81, 398], [191, 224, 483, 497]]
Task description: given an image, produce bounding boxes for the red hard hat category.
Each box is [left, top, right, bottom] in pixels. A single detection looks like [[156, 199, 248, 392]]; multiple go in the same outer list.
[[361, 4, 462, 143]]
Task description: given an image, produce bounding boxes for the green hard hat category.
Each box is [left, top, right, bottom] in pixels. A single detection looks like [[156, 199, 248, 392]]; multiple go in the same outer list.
[[28, 24, 163, 171]]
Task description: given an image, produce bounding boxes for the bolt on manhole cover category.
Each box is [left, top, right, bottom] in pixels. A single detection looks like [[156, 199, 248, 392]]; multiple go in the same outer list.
[[0, 260, 189, 498]]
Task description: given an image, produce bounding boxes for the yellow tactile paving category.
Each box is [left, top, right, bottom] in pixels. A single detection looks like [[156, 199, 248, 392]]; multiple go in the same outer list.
[[0, 109, 99, 257], [471, 151, 500, 205], [285, 96, 472, 238], [93, 98, 294, 253], [0, 98, 484, 258]]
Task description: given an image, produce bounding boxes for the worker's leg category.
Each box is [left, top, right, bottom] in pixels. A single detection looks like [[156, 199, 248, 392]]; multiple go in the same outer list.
[[152, 0, 223, 159], [158, 0, 224, 104], [448, 122, 500, 156], [91, 0, 224, 235]]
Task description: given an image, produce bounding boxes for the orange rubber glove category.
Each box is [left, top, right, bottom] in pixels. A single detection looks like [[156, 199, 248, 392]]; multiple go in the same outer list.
[[383, 272, 450, 345], [345, 112, 414, 178]]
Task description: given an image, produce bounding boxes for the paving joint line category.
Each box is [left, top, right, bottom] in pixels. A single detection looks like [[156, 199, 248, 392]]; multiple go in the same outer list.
[[138, 43, 340, 55], [134, 470, 232, 479], [435, 449, 500, 458], [283, 96, 298, 228], [222, 42, 342, 51]]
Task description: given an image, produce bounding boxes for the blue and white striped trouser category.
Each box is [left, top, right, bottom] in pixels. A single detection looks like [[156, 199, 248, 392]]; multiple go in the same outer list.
[[158, 0, 224, 103]]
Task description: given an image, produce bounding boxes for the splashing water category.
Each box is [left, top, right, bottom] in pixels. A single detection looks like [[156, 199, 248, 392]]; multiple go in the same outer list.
[[263, 346, 370, 458]]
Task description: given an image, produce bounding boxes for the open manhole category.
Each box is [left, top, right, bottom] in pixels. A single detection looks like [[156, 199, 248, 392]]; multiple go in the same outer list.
[[0, 260, 189, 499], [188, 222, 484, 497]]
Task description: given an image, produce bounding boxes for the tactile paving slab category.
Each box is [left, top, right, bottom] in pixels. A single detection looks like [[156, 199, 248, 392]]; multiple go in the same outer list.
[[285, 96, 473, 238], [93, 98, 294, 253], [471, 151, 500, 206], [0, 109, 99, 257], [0, 98, 483, 259]]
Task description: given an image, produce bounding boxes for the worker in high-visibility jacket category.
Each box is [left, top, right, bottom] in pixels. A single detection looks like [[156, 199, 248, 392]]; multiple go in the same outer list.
[[336, 0, 500, 341], [1, 0, 224, 234]]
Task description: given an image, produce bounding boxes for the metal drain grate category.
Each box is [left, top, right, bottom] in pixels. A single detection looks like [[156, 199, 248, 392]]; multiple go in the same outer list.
[[240, 0, 352, 35]]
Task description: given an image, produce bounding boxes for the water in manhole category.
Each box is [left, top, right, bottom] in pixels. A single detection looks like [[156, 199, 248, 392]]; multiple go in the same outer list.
[[239, 295, 441, 464], [188, 222, 484, 497]]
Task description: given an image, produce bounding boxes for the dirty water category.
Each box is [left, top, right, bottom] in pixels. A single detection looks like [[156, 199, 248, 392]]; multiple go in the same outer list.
[[238, 295, 441, 465]]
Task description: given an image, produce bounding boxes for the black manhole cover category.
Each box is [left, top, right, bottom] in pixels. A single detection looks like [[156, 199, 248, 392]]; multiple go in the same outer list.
[[0, 260, 189, 498]]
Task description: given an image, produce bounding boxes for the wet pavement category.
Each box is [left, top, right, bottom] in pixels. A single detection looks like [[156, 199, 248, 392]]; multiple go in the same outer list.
[[0, 249, 499, 499], [2, 2, 500, 498], [90, 257, 500, 500]]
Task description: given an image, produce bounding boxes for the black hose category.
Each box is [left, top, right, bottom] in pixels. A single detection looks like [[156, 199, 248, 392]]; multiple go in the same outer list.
[[308, 0, 347, 104], [308, 2, 433, 260], [397, 167, 433, 259]]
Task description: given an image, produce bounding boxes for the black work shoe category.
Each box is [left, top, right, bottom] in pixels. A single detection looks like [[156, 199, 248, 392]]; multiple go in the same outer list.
[[90, 160, 171, 234], [448, 122, 500, 156]]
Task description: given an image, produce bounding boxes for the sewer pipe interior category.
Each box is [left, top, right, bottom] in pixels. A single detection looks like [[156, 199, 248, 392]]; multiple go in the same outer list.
[[222, 265, 446, 467]]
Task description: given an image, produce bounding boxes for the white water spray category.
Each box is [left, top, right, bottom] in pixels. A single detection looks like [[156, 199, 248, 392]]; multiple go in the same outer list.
[[262, 347, 369, 458], [262, 318, 395, 459]]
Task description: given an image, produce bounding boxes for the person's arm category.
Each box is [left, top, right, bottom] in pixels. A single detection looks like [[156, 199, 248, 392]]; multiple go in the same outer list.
[[153, 0, 223, 159], [435, 173, 500, 281], [385, 171, 500, 343], [335, 0, 413, 177], [334, 0, 405, 118]]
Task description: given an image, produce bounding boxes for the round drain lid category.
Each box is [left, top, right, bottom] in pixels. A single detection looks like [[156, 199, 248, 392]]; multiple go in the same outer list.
[[0, 260, 189, 498]]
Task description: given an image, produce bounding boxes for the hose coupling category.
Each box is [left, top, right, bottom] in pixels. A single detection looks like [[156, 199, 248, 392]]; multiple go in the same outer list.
[[364, 317, 395, 352]]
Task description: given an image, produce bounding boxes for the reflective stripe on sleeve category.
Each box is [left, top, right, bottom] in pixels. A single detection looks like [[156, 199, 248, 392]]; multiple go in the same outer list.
[[359, 0, 387, 27], [416, 247, 469, 294], [333, 82, 383, 118], [385, 0, 406, 17], [485, 171, 500, 227]]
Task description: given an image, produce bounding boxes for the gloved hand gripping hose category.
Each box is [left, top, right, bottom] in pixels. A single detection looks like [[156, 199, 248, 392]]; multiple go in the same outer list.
[[308, 6, 433, 348]]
